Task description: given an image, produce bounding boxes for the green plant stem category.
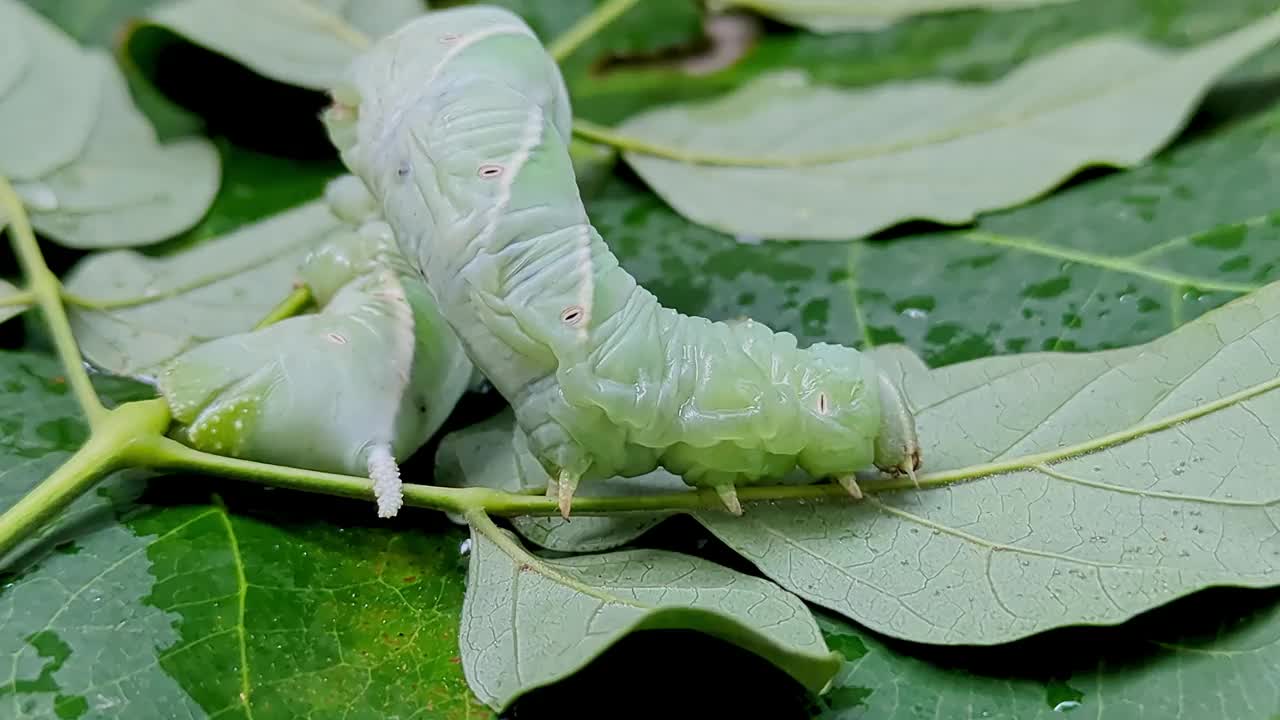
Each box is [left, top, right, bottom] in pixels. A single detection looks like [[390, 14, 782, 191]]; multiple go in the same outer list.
[[548, 0, 641, 62], [0, 289, 34, 307], [129, 424, 919, 516], [0, 176, 106, 425], [254, 285, 313, 328], [0, 399, 171, 560]]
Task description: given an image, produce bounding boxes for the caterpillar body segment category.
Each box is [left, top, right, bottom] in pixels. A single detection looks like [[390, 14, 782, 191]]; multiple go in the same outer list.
[[158, 180, 474, 517], [323, 7, 921, 516]]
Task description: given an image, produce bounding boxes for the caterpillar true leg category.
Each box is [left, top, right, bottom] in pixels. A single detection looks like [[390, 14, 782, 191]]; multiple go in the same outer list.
[[714, 484, 744, 516], [872, 370, 922, 486], [835, 475, 864, 499], [557, 470, 580, 519]]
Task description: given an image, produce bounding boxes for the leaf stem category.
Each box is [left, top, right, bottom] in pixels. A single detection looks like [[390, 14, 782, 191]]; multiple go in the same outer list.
[[253, 285, 313, 329], [0, 176, 106, 425], [126, 427, 917, 516], [0, 289, 34, 308], [547, 0, 641, 62]]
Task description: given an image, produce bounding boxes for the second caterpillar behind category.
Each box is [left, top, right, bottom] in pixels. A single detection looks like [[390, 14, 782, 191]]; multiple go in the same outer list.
[[322, 6, 922, 518]]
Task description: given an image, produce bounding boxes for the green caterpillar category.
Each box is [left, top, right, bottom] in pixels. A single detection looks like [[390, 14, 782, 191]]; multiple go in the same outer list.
[[158, 175, 474, 517], [322, 6, 921, 517]]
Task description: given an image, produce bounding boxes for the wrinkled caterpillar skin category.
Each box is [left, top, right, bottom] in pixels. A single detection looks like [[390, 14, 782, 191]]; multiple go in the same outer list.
[[159, 179, 475, 517], [323, 7, 920, 515]]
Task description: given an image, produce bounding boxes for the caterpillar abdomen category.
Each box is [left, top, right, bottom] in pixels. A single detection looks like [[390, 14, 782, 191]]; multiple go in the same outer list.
[[322, 6, 921, 518]]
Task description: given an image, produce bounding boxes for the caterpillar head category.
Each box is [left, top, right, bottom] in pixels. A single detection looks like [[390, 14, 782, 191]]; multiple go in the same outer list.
[[793, 344, 922, 482], [321, 6, 570, 191], [872, 370, 922, 484]]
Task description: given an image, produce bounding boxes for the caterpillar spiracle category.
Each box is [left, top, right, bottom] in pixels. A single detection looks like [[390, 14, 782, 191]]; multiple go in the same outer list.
[[158, 176, 475, 518], [321, 6, 922, 518]]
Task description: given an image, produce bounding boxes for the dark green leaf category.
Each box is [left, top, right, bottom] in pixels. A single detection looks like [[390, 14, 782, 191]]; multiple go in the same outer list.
[[0, 351, 485, 719], [812, 587, 1280, 719]]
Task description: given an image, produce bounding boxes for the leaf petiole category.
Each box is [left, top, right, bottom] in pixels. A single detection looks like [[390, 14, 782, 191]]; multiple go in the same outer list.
[[253, 285, 314, 328], [0, 289, 33, 307], [546, 0, 642, 62], [0, 175, 106, 425]]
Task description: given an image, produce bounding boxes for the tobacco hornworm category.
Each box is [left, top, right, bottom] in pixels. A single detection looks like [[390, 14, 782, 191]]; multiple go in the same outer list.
[[158, 175, 474, 517], [321, 7, 921, 517]]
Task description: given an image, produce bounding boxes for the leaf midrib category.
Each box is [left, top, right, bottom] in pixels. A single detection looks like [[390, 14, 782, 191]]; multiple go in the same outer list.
[[892, 325, 1280, 491]]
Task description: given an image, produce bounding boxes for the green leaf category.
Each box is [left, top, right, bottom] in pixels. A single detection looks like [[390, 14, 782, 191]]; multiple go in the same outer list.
[[0, 281, 28, 326], [13, 51, 220, 248], [63, 194, 348, 378], [711, 0, 1079, 33], [0, 0, 219, 247], [695, 276, 1280, 645], [434, 409, 676, 552], [813, 586, 1280, 719], [138, 0, 427, 90], [0, 351, 485, 719], [569, 0, 1280, 126], [460, 514, 842, 712], [0, 0, 102, 181], [605, 10, 1280, 240], [585, 107, 1280, 369]]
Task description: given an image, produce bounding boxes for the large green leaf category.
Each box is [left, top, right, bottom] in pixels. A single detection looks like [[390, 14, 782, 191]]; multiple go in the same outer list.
[[700, 279, 1280, 645], [0, 351, 484, 719], [569, 0, 1280, 127], [1, 0, 219, 248], [711, 0, 1078, 33], [813, 586, 1280, 719], [587, 105, 1280, 368], [0, 0, 100, 181], [14, 51, 220, 249], [63, 193, 348, 378], [607, 10, 1280, 240], [460, 515, 841, 712], [139, 0, 426, 90]]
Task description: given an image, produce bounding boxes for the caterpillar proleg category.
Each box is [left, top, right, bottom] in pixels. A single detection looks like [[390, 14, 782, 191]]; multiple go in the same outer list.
[[322, 7, 921, 518]]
